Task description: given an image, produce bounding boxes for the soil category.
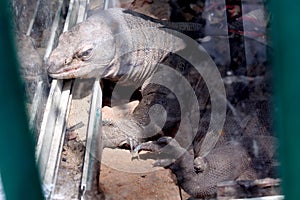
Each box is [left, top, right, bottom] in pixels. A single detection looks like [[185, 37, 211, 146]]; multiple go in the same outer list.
[[100, 149, 190, 200]]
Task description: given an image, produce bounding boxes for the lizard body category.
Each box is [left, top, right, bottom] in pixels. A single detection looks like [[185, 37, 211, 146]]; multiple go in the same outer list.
[[47, 8, 277, 198]]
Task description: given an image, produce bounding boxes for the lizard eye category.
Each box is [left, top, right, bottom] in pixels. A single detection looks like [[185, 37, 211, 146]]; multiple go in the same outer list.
[[76, 48, 93, 60]]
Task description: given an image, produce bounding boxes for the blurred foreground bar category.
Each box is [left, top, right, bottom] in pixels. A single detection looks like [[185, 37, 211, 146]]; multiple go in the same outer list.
[[0, 0, 43, 199], [269, 1, 300, 200]]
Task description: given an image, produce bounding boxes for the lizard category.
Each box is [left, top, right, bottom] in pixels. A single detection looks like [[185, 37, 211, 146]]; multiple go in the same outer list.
[[47, 8, 277, 198], [47, 7, 210, 149]]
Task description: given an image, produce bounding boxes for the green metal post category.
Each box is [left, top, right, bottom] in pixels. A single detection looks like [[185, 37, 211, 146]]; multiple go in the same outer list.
[[0, 0, 44, 199], [269, 1, 300, 199]]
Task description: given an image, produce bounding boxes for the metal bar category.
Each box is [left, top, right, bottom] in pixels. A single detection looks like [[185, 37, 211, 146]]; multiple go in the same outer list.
[[29, 81, 44, 130], [24, 0, 52, 135], [26, 0, 41, 36], [43, 81, 72, 199], [35, 0, 73, 198], [269, 1, 300, 199], [74, 1, 104, 198], [0, 0, 44, 198], [80, 79, 103, 199], [44, 0, 65, 61], [103, 0, 109, 9], [79, 2, 107, 198], [77, 0, 88, 23], [233, 196, 284, 200], [63, 0, 80, 32], [38, 0, 83, 198], [36, 79, 61, 177]]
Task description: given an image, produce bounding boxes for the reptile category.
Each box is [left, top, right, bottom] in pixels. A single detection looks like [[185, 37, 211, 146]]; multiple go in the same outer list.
[[47, 7, 209, 148], [47, 8, 277, 198]]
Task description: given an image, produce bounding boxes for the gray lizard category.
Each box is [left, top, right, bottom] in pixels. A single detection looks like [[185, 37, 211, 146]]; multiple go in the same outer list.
[[47, 8, 277, 198], [47, 7, 210, 148]]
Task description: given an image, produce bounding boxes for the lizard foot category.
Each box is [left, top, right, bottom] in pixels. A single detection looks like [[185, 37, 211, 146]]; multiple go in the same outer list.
[[133, 136, 187, 167], [102, 119, 141, 151]]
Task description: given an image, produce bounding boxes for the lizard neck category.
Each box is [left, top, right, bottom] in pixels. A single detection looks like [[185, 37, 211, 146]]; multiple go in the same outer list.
[[97, 8, 189, 86], [104, 50, 166, 86]]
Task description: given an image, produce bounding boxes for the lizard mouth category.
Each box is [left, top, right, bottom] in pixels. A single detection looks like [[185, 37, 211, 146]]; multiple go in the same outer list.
[[48, 64, 83, 79], [62, 66, 80, 73]]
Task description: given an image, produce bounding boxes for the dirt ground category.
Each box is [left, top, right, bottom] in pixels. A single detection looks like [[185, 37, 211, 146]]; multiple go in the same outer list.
[[100, 148, 190, 200]]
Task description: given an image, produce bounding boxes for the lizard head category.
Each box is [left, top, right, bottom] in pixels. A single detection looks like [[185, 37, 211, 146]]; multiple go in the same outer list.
[[47, 16, 116, 79]]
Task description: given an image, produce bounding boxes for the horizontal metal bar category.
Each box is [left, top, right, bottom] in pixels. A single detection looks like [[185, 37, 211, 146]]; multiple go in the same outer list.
[[233, 195, 284, 200]]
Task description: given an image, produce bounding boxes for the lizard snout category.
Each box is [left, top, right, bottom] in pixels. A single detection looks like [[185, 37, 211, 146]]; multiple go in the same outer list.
[[46, 58, 67, 78], [46, 61, 55, 73], [46, 61, 61, 78]]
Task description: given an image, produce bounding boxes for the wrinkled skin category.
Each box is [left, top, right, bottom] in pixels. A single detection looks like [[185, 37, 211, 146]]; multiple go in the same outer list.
[[134, 136, 276, 198], [47, 8, 276, 199]]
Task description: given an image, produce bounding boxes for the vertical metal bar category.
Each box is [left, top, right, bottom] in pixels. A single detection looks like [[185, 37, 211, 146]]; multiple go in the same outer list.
[[79, 2, 106, 198], [0, 0, 43, 199], [63, 0, 79, 32], [26, 0, 41, 36], [269, 1, 300, 200], [35, 0, 73, 198], [44, 0, 65, 61], [103, 0, 110, 9], [43, 81, 72, 199], [77, 0, 88, 23], [36, 79, 61, 178], [80, 79, 103, 199]]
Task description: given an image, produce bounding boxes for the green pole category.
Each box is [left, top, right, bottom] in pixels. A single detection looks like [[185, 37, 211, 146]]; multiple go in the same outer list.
[[269, 1, 300, 199], [0, 0, 44, 199]]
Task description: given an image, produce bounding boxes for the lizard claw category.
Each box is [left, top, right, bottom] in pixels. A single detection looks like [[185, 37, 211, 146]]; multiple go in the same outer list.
[[128, 137, 141, 160], [133, 136, 173, 153], [132, 137, 170, 162], [133, 136, 187, 167]]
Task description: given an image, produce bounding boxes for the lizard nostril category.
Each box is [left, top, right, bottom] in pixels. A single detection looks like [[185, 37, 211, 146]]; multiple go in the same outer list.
[[64, 57, 72, 65]]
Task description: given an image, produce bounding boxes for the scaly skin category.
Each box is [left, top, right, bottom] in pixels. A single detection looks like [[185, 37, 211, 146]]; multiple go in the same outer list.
[[47, 8, 276, 198], [47, 8, 203, 81], [134, 136, 276, 198], [47, 7, 209, 147]]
